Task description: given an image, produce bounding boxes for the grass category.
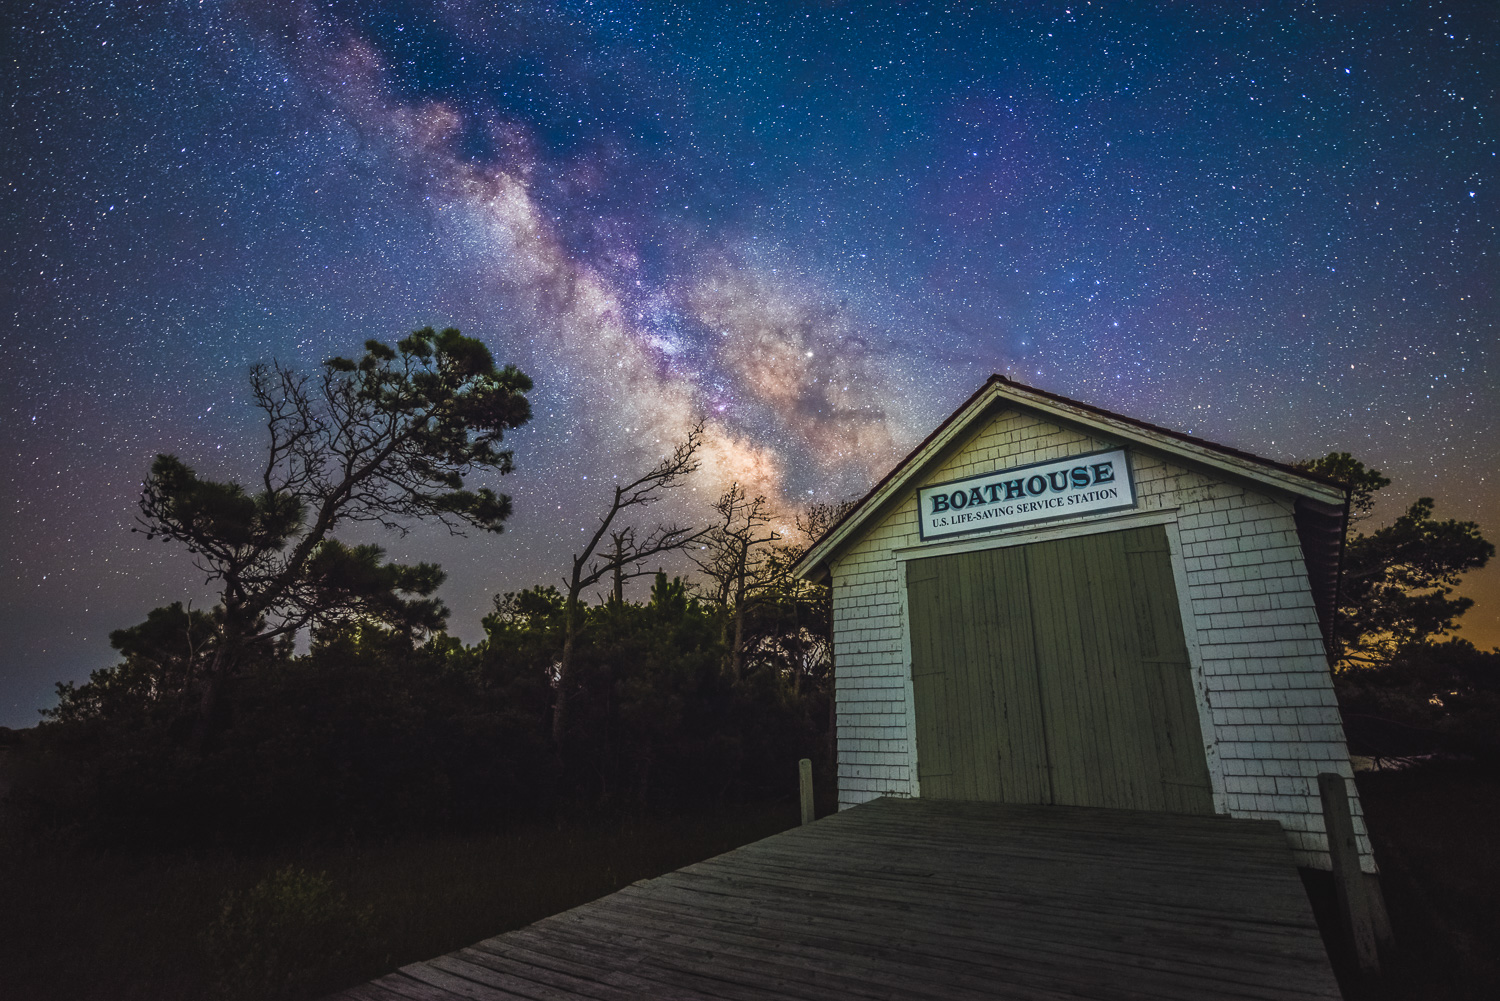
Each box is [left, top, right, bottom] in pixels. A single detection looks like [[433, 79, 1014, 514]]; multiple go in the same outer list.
[[4, 765, 1495, 1000], [1352, 761, 1500, 1000], [0, 802, 801, 1001], [1301, 760, 1500, 1000]]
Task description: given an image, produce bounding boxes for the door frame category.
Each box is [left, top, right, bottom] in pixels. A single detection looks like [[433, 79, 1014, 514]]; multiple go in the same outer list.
[[891, 506, 1227, 814]]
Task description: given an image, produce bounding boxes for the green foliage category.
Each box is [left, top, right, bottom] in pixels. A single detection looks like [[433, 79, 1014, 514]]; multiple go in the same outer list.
[[24, 396, 833, 848], [1294, 452, 1497, 758], [487, 585, 566, 628], [1340, 496, 1494, 666], [44, 603, 220, 725], [1295, 451, 1391, 522], [1296, 452, 1493, 671], [109, 602, 221, 669], [15, 623, 558, 847], [543, 573, 829, 810], [16, 573, 832, 844], [143, 453, 305, 552], [203, 866, 372, 1001], [71, 329, 531, 734], [1336, 639, 1500, 759], [300, 541, 448, 637], [19, 592, 827, 847]]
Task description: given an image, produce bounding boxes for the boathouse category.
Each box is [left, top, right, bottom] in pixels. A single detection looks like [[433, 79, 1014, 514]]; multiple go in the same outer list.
[[332, 374, 1358, 1000], [792, 375, 1373, 871]]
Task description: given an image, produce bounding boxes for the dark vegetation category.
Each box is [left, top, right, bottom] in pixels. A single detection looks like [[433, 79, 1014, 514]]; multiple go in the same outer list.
[[7, 331, 841, 849], [9, 571, 832, 850], [1291, 453, 1498, 999], [0, 331, 846, 999], [1302, 761, 1500, 1001], [1354, 762, 1500, 1000], [0, 337, 1495, 1001], [0, 802, 807, 1001], [1295, 453, 1498, 764]]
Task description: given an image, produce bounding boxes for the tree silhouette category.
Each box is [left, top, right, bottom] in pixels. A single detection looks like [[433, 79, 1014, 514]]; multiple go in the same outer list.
[[1297, 452, 1493, 670], [552, 425, 708, 744], [134, 327, 531, 734], [694, 484, 783, 681]]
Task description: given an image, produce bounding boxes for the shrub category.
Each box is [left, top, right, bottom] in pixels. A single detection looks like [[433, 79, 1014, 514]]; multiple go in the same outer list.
[[203, 866, 373, 1001]]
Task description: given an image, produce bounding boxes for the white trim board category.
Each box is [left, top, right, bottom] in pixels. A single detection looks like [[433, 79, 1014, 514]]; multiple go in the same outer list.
[[891, 507, 1180, 564], [795, 378, 1346, 583], [888, 508, 1227, 816]]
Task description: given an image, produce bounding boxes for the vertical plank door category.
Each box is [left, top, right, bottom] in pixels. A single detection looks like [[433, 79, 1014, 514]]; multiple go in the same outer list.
[[1122, 526, 1217, 814], [906, 558, 954, 798], [905, 524, 1214, 815], [907, 548, 1049, 804]]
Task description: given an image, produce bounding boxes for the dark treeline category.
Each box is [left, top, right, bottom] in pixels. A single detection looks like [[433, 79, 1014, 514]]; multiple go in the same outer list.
[[9, 570, 835, 849], [3, 330, 851, 850], [1295, 453, 1499, 764], [7, 331, 1499, 852]]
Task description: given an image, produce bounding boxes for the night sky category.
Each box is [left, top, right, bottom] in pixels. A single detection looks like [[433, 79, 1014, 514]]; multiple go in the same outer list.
[[2, 1, 1495, 728]]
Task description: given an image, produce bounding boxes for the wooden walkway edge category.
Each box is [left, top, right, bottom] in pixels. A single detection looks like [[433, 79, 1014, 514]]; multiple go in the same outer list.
[[329, 797, 1341, 1000]]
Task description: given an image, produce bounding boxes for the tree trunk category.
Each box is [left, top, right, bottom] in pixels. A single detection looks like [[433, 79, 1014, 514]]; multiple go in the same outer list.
[[188, 670, 222, 750], [552, 604, 579, 744], [826, 645, 838, 784], [731, 606, 745, 682], [188, 620, 242, 750]]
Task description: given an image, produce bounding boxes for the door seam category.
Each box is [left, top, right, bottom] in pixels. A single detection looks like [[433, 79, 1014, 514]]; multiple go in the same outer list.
[[1020, 545, 1057, 806]]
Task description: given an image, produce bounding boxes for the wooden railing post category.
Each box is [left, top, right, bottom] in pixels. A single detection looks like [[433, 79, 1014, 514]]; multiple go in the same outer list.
[[1318, 771, 1379, 976], [799, 758, 815, 826]]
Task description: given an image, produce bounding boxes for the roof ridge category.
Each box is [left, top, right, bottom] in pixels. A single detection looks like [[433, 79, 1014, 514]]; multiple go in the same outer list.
[[792, 374, 1348, 579]]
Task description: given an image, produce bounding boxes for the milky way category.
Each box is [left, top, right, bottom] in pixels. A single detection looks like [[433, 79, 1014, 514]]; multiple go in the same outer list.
[[2, 1, 1495, 726]]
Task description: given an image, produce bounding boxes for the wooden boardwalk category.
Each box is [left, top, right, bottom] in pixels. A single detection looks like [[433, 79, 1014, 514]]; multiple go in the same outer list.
[[332, 797, 1342, 1001]]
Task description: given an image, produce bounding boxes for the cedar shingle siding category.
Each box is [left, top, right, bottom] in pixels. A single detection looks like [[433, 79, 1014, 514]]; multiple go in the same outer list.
[[827, 406, 1372, 872]]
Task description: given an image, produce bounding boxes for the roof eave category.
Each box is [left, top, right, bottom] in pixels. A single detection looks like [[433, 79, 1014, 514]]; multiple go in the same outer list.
[[995, 381, 1347, 507], [790, 377, 1006, 581], [792, 375, 1347, 582]]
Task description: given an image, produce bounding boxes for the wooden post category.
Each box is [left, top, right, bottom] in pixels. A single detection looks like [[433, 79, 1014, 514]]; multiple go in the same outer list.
[[799, 758, 815, 826], [1318, 772, 1379, 976], [1365, 873, 1396, 952]]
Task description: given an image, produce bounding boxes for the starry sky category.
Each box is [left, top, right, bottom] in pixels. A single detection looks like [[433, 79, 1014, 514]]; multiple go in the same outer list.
[[2, 1, 1495, 728]]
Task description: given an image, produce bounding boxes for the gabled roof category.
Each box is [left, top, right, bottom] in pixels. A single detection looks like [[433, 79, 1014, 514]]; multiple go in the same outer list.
[[792, 375, 1348, 587]]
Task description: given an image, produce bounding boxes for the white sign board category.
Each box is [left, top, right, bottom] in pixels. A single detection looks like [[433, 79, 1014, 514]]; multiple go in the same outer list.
[[917, 448, 1135, 541]]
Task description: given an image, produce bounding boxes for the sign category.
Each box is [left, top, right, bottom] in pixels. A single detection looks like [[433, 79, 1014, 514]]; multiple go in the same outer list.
[[917, 448, 1135, 541]]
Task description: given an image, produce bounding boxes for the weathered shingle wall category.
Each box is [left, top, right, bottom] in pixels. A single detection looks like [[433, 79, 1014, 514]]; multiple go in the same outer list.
[[830, 406, 1372, 871]]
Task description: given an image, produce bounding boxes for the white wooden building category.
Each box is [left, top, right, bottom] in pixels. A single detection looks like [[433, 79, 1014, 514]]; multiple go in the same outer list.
[[792, 375, 1374, 871]]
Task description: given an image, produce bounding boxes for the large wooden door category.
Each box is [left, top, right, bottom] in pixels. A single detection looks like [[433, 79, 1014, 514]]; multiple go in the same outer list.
[[907, 545, 1050, 803], [907, 525, 1214, 814]]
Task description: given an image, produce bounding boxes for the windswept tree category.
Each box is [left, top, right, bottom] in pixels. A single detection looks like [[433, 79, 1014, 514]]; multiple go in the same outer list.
[[694, 483, 783, 680], [1296, 452, 1493, 670], [776, 497, 860, 677], [1298, 451, 1391, 525], [46, 603, 219, 725], [122, 328, 532, 731], [552, 425, 709, 743], [793, 499, 859, 550]]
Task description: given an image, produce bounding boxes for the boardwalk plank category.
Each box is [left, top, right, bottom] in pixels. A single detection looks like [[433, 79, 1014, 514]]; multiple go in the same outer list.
[[398, 962, 535, 1001], [592, 887, 1314, 1001], [654, 853, 1311, 936], [466, 939, 717, 1001], [600, 882, 1331, 1001], [327, 797, 1342, 1001], [440, 949, 649, 1001], [615, 870, 1332, 975], [362, 973, 478, 1001], [334, 984, 429, 1001]]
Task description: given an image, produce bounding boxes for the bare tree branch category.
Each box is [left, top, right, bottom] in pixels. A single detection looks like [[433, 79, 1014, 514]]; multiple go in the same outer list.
[[552, 423, 710, 744], [132, 329, 532, 741]]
